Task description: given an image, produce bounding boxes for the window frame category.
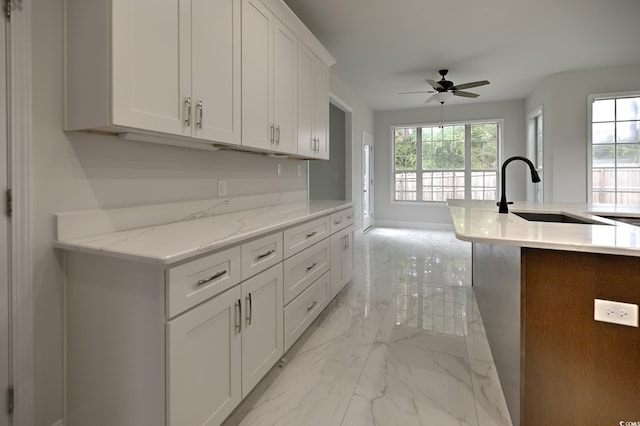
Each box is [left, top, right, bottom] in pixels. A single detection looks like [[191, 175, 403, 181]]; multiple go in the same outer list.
[[527, 105, 543, 202], [390, 119, 503, 205], [587, 90, 640, 205]]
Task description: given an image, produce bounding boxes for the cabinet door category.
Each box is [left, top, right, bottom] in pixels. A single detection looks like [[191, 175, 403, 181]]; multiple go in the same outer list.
[[241, 264, 284, 397], [342, 225, 354, 286], [242, 0, 273, 150], [167, 286, 242, 426], [296, 42, 315, 157], [191, 0, 241, 145], [330, 225, 354, 299], [312, 58, 330, 159], [272, 19, 297, 154], [111, 0, 189, 136], [330, 231, 344, 299]]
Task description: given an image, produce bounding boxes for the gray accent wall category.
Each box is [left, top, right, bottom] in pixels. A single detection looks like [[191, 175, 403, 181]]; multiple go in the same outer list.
[[309, 103, 346, 200]]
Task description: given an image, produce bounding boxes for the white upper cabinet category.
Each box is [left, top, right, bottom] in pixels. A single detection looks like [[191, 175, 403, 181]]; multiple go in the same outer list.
[[190, 0, 242, 145], [66, 0, 241, 146], [241, 0, 297, 155], [297, 42, 329, 159], [66, 0, 334, 155]]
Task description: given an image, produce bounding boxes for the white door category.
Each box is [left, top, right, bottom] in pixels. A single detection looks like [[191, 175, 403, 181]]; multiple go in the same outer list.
[[191, 0, 241, 145], [111, 0, 187, 136], [241, 264, 283, 397], [362, 131, 374, 231], [0, 12, 10, 426], [241, 0, 273, 150], [272, 19, 297, 154], [167, 286, 242, 426]]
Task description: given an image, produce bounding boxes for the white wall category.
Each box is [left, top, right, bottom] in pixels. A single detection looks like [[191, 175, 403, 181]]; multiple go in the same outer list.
[[526, 63, 640, 202], [329, 72, 375, 233], [374, 100, 527, 225], [31, 1, 307, 424]]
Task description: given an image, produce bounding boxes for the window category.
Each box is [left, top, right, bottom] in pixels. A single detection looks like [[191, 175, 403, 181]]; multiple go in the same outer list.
[[393, 121, 499, 202], [527, 107, 543, 202], [589, 93, 640, 204]]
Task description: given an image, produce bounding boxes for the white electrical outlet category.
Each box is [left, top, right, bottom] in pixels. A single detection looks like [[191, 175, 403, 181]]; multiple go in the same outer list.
[[297, 164, 302, 177], [594, 299, 638, 327], [218, 180, 227, 197], [277, 164, 282, 176]]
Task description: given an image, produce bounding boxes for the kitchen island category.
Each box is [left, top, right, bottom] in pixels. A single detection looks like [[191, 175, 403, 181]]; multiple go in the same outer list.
[[448, 200, 640, 426]]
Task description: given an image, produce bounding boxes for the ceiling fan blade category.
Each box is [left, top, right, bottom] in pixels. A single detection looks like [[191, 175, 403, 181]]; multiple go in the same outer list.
[[397, 90, 435, 95], [453, 90, 480, 98], [452, 80, 490, 91], [424, 95, 437, 104], [426, 79, 444, 90]]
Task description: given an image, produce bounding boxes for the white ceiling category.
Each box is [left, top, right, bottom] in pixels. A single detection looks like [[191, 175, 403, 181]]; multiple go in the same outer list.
[[283, 0, 640, 111]]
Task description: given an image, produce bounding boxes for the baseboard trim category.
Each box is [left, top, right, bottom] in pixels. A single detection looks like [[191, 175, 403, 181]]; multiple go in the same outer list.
[[51, 420, 63, 426], [373, 220, 454, 231]]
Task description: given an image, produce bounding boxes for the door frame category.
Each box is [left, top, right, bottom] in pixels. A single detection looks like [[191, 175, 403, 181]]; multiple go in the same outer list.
[[5, 1, 34, 424]]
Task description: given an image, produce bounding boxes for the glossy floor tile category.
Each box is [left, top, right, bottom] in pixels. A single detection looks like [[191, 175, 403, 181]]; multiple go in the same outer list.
[[223, 227, 512, 426]]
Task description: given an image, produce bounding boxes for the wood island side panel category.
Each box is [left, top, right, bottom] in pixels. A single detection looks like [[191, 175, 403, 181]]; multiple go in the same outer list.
[[521, 248, 640, 425]]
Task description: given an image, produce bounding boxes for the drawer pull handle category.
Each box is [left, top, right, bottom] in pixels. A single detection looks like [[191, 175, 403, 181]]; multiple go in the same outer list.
[[235, 299, 242, 333], [256, 249, 275, 260], [306, 231, 317, 239], [306, 262, 318, 272], [334, 219, 342, 225], [196, 270, 227, 287], [246, 293, 253, 325], [306, 300, 318, 311]]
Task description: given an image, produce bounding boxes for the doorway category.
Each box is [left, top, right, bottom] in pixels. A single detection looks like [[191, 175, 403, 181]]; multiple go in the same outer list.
[[362, 131, 373, 231], [1, 10, 11, 426], [309, 103, 346, 200]]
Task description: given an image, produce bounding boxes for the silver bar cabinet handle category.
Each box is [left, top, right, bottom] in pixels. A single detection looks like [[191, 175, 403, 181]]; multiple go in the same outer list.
[[196, 100, 203, 129], [196, 270, 226, 286], [306, 262, 318, 272], [306, 300, 317, 311], [246, 293, 252, 325], [306, 231, 317, 239], [235, 299, 242, 333], [276, 125, 280, 144], [184, 96, 192, 127], [256, 249, 275, 260]]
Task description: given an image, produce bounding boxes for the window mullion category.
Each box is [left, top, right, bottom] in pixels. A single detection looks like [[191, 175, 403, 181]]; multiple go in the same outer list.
[[464, 124, 472, 199], [416, 127, 423, 201]]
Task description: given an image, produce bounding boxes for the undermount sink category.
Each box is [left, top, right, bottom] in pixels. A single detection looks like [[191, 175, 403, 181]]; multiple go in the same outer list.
[[596, 215, 640, 226], [512, 211, 611, 225]]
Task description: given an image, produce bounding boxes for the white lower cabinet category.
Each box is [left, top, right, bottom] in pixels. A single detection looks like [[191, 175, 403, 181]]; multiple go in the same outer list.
[[330, 224, 354, 298], [168, 263, 283, 425], [240, 264, 284, 397], [63, 208, 353, 426], [283, 271, 330, 351], [167, 285, 242, 426]]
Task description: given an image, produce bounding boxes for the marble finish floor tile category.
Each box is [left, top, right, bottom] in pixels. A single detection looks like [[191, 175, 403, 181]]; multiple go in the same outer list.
[[223, 227, 512, 426]]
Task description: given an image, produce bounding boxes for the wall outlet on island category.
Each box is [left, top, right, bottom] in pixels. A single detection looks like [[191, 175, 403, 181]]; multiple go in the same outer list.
[[594, 299, 638, 327]]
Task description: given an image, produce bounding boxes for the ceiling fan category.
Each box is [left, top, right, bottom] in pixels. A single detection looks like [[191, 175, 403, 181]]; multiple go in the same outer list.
[[399, 69, 490, 104]]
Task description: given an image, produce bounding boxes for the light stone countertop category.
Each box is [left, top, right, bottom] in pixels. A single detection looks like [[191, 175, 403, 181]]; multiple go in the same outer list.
[[447, 199, 640, 257], [54, 199, 353, 265]]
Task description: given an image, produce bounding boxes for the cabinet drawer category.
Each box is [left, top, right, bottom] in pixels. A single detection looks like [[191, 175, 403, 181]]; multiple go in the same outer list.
[[167, 246, 241, 318], [241, 232, 283, 280], [284, 271, 330, 352], [283, 216, 330, 258], [283, 238, 330, 305], [330, 207, 355, 233]]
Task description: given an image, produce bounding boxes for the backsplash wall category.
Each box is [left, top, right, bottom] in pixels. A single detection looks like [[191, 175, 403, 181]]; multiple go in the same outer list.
[[31, 0, 306, 424]]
